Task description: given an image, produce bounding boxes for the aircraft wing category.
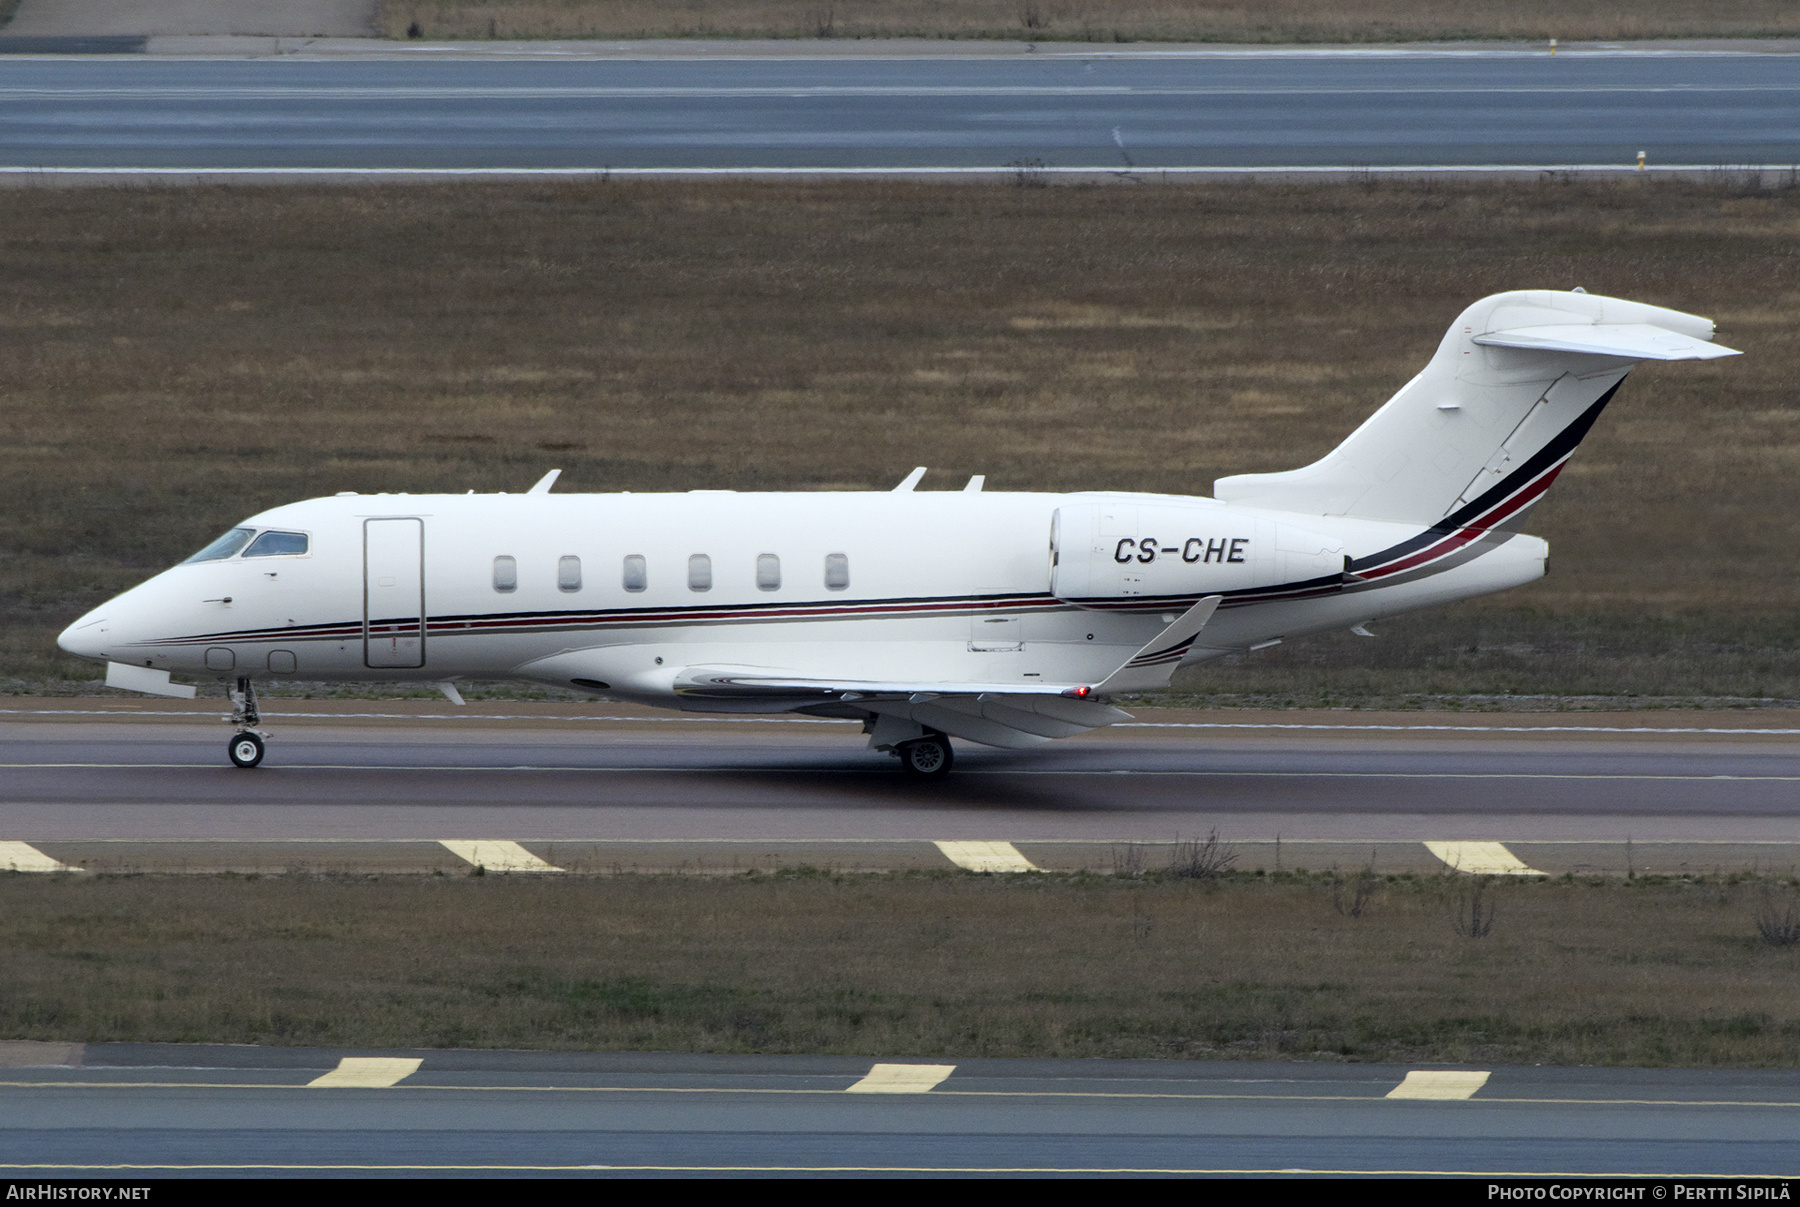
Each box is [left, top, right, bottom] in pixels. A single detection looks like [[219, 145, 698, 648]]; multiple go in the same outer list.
[[670, 597, 1222, 749], [673, 666, 1131, 748], [673, 668, 1089, 700]]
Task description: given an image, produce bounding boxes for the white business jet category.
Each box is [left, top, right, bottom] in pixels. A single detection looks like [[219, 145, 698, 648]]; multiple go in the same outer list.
[[59, 290, 1736, 775]]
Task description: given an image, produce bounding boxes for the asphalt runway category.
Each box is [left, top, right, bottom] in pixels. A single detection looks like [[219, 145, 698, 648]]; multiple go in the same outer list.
[[3, 1044, 1797, 1177], [3, 707, 1800, 846], [1, 52, 1797, 170]]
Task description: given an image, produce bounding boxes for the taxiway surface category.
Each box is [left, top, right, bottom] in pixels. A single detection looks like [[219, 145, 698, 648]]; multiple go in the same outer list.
[[1, 53, 1797, 170], [4, 1045, 1797, 1177], [4, 706, 1799, 845]]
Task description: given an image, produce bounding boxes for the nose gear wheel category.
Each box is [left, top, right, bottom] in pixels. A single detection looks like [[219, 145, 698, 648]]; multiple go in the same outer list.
[[229, 731, 265, 768]]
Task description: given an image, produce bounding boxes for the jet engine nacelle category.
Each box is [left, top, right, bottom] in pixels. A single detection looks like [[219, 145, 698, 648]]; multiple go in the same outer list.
[[1050, 500, 1346, 606]]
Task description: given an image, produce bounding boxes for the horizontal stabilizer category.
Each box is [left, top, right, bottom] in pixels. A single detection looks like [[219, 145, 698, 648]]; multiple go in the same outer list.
[[1474, 323, 1740, 361]]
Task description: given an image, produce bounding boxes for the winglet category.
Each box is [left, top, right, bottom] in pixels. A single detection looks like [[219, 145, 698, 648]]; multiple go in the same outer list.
[[893, 467, 927, 492], [1091, 596, 1223, 695], [527, 469, 562, 495]]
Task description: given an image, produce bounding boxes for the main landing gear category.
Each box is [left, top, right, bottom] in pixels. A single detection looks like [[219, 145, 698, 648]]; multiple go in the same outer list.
[[227, 676, 269, 768], [897, 732, 954, 779]]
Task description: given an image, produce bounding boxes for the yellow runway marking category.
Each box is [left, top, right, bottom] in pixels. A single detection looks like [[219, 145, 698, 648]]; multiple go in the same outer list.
[[1423, 842, 1543, 876], [933, 841, 1037, 873], [0, 840, 77, 872], [846, 1063, 958, 1093], [1387, 1070, 1492, 1099], [305, 1057, 423, 1088], [439, 840, 562, 873]]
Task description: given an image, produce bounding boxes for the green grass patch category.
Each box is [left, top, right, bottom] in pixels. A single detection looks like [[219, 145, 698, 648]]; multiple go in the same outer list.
[[6, 870, 1800, 1065]]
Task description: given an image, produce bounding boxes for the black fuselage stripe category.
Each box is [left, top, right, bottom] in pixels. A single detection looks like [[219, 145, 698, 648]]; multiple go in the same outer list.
[[1349, 380, 1623, 574]]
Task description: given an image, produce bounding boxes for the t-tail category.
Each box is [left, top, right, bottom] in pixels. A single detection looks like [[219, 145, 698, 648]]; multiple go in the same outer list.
[[1214, 291, 1739, 565]]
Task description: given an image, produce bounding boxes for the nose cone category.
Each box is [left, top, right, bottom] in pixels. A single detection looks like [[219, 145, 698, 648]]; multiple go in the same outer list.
[[58, 609, 114, 662]]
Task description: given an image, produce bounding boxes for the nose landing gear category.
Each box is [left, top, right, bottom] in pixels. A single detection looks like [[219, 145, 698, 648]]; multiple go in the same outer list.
[[897, 732, 954, 778], [227, 676, 269, 768]]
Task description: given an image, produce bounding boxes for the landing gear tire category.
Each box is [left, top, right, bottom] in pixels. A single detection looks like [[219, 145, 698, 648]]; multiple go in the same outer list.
[[898, 733, 953, 778], [228, 731, 265, 769]]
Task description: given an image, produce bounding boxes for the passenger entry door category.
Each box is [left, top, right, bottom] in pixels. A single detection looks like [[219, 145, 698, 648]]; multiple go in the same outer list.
[[364, 518, 425, 668]]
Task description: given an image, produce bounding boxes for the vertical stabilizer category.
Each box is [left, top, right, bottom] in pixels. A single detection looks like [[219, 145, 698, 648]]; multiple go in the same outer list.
[[1213, 291, 1737, 527]]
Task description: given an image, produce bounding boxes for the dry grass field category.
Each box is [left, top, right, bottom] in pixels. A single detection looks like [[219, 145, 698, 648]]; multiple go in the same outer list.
[[375, 0, 1800, 44], [6, 870, 1800, 1064], [2, 178, 1796, 703]]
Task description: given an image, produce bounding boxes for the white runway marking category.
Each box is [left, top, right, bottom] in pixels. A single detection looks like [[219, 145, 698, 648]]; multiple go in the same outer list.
[[846, 1064, 958, 1094], [438, 840, 563, 873], [1423, 842, 1544, 876], [1386, 1070, 1492, 1100], [306, 1058, 423, 1088], [934, 841, 1038, 872], [0, 841, 77, 872]]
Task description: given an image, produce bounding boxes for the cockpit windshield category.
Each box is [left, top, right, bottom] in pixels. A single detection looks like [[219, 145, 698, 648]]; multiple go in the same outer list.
[[180, 527, 255, 564], [244, 531, 309, 558]]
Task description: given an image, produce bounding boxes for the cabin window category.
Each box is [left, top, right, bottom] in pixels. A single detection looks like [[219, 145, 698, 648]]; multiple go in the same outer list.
[[492, 555, 517, 593], [824, 552, 850, 591], [688, 553, 712, 592], [558, 555, 582, 592], [243, 530, 309, 558], [756, 553, 781, 591], [181, 527, 255, 564], [622, 554, 647, 592]]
